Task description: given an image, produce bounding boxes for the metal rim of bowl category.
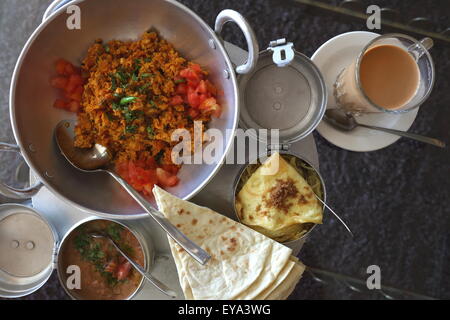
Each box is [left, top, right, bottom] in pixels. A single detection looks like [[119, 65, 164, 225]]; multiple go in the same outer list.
[[56, 217, 153, 300], [232, 151, 327, 246]]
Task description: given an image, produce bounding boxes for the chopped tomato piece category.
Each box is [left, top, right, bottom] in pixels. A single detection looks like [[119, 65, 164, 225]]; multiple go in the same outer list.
[[199, 97, 221, 118], [190, 63, 202, 74], [187, 86, 201, 108], [156, 168, 180, 187], [53, 99, 67, 110], [145, 157, 158, 170], [50, 76, 68, 89], [205, 80, 218, 96], [66, 85, 83, 102], [104, 260, 117, 274], [67, 100, 80, 113], [116, 161, 130, 181], [187, 107, 200, 119], [179, 68, 200, 81], [65, 74, 83, 93], [64, 63, 77, 76], [55, 59, 78, 76], [176, 83, 187, 95], [170, 95, 184, 106], [161, 164, 180, 175], [116, 262, 132, 281], [197, 80, 208, 94], [55, 59, 69, 75]]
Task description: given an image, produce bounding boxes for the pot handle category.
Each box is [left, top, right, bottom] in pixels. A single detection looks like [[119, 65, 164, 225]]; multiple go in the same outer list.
[[42, 0, 73, 22], [215, 10, 259, 75], [0, 143, 43, 199]]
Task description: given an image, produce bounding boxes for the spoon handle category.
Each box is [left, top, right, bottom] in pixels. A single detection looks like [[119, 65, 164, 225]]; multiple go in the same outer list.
[[357, 124, 446, 148], [109, 172, 211, 265], [108, 238, 177, 298]]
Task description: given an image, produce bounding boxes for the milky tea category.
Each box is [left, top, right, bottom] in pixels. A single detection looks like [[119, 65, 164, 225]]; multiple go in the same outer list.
[[334, 36, 428, 114]]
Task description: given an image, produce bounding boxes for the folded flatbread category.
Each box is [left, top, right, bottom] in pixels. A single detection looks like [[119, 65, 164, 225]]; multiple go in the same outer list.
[[153, 186, 305, 300], [236, 152, 323, 242]]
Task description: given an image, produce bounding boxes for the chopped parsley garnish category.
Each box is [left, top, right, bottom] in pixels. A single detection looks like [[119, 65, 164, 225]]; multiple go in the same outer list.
[[103, 44, 110, 53], [125, 124, 138, 134], [115, 70, 129, 83], [147, 126, 155, 138], [110, 74, 117, 91], [141, 73, 153, 78], [106, 223, 123, 242], [112, 101, 122, 110], [124, 109, 143, 122], [175, 78, 186, 84], [138, 83, 151, 94]]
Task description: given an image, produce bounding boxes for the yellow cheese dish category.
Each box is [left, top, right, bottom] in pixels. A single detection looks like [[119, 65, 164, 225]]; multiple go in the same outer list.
[[235, 152, 323, 243]]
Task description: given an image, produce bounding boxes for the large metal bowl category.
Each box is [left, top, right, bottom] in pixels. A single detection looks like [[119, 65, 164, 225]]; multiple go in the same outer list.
[[0, 0, 259, 219]]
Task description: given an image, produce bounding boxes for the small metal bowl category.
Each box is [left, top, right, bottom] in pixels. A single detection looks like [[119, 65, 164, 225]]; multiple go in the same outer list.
[[232, 152, 326, 255], [56, 218, 154, 300]]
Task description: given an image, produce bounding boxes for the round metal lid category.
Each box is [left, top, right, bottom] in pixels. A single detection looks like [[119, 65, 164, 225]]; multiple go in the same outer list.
[[238, 39, 327, 146], [0, 204, 58, 298]]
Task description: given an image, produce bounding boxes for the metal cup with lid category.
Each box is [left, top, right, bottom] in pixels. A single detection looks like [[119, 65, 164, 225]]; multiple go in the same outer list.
[[238, 38, 327, 146], [0, 204, 58, 298], [233, 39, 328, 255]]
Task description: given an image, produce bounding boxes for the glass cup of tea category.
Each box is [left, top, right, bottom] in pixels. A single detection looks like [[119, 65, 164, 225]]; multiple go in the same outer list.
[[334, 33, 435, 114]]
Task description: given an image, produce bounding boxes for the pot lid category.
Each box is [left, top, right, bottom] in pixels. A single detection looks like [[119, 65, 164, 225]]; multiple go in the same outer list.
[[0, 204, 58, 298], [238, 39, 327, 148]]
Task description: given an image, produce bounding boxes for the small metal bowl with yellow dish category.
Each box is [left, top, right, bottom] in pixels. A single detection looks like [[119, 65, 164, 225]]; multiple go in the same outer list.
[[233, 152, 326, 254]]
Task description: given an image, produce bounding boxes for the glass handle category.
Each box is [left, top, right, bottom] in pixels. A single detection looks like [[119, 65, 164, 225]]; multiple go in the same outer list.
[[408, 37, 433, 61]]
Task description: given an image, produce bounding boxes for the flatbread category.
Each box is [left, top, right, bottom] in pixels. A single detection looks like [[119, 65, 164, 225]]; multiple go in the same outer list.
[[154, 186, 295, 300], [265, 261, 305, 300], [236, 152, 323, 242]]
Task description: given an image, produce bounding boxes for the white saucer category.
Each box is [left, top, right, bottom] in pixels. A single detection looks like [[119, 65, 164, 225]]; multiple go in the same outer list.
[[311, 31, 419, 152]]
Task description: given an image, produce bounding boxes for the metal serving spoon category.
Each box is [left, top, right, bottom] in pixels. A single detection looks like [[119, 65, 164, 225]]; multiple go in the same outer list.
[[55, 120, 211, 265], [324, 109, 445, 148], [89, 232, 177, 298]]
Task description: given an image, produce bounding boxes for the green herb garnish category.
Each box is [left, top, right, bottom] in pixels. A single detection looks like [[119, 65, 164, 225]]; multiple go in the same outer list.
[[110, 74, 117, 91], [120, 96, 138, 105], [174, 79, 186, 84], [115, 70, 129, 83], [106, 223, 123, 242], [147, 126, 155, 138], [140, 73, 153, 78], [112, 101, 122, 110], [124, 110, 143, 122], [125, 124, 138, 134], [138, 83, 151, 94]]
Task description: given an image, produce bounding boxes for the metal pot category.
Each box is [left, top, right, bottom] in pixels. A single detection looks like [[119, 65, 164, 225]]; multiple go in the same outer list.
[[0, 0, 259, 219]]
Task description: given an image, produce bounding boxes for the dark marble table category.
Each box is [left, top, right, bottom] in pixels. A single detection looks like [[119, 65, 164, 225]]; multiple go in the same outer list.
[[0, 0, 448, 300]]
